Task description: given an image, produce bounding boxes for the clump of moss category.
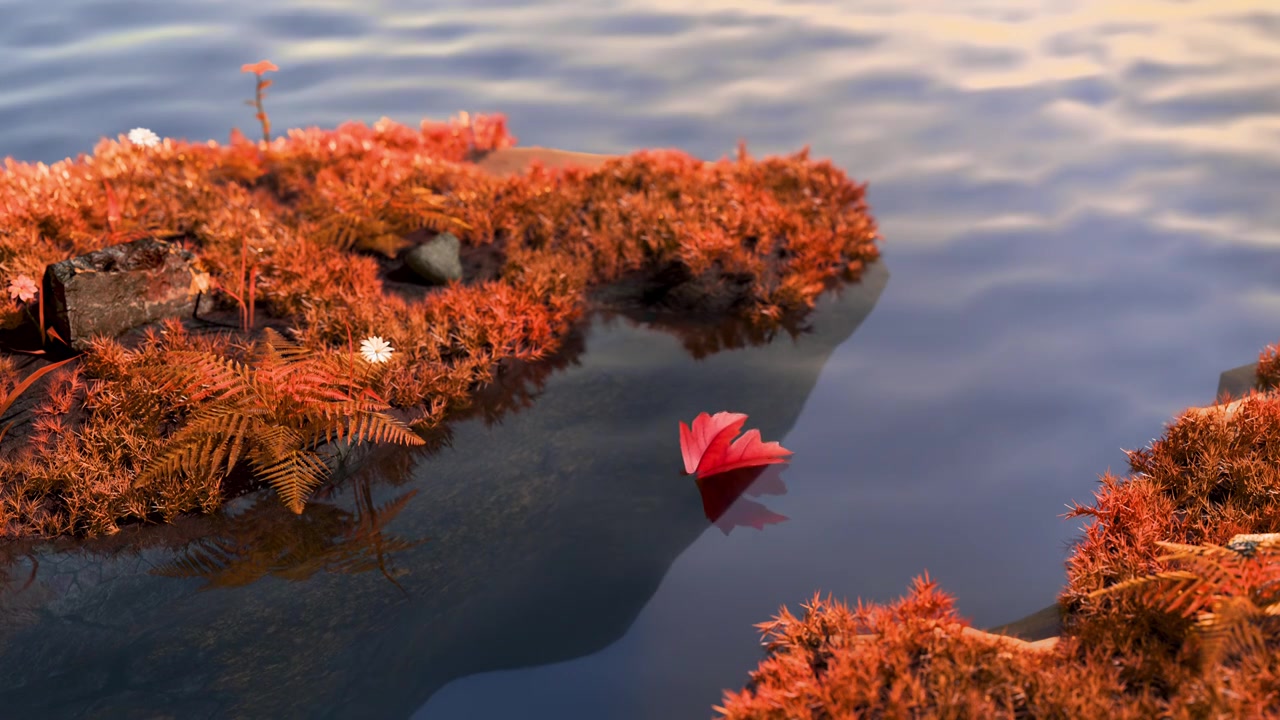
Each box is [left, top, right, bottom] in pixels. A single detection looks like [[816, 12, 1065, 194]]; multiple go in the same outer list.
[[716, 575, 1166, 719], [0, 113, 879, 537], [1256, 341, 1280, 389], [719, 368, 1280, 718]]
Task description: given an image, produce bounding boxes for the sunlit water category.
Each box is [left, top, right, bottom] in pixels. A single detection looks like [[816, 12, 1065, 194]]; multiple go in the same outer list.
[[2, 1, 1280, 718]]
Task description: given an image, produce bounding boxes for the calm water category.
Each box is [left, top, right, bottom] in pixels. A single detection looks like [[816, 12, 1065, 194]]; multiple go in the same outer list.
[[2, 1, 1280, 718]]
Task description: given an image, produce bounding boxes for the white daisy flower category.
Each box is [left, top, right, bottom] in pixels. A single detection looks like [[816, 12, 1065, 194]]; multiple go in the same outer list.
[[359, 336, 394, 364], [127, 127, 161, 148]]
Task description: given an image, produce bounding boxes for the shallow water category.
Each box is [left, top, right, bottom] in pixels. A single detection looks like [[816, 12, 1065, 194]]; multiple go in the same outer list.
[[2, 1, 1280, 718]]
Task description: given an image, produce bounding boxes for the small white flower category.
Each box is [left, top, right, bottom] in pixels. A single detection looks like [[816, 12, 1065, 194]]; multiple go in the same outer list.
[[127, 127, 160, 148], [359, 336, 394, 364]]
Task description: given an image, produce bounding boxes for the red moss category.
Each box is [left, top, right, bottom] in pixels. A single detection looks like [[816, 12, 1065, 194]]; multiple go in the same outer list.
[[0, 115, 879, 537], [1257, 341, 1280, 389], [716, 575, 1163, 720], [720, 361, 1280, 718]]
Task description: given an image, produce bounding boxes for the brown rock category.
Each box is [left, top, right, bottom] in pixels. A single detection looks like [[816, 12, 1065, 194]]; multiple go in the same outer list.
[[1228, 533, 1280, 546], [849, 627, 1059, 654], [1184, 397, 1248, 421], [41, 235, 215, 350], [471, 147, 718, 178], [959, 626, 1060, 653], [472, 147, 620, 178]]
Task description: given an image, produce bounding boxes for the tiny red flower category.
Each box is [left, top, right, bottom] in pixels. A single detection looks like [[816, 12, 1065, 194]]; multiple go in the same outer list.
[[240, 60, 279, 75]]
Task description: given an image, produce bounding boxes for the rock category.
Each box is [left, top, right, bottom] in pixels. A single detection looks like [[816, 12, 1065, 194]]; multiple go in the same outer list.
[[472, 147, 620, 178], [403, 232, 463, 285], [985, 603, 1062, 642], [1229, 533, 1280, 544], [849, 627, 1059, 654], [1217, 362, 1260, 401], [1185, 397, 1251, 422], [42, 235, 214, 351]]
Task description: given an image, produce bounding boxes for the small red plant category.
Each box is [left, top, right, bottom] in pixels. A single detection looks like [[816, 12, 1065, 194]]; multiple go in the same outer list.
[[0, 355, 78, 445], [679, 411, 792, 480], [212, 238, 257, 333], [241, 60, 278, 143]]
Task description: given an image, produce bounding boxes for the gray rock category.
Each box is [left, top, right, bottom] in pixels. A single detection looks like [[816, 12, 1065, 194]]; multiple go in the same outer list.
[[1217, 362, 1260, 401], [42, 235, 214, 350], [403, 232, 463, 285]]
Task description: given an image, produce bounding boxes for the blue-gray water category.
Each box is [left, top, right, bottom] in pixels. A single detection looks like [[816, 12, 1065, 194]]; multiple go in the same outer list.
[[3, 2, 1280, 718]]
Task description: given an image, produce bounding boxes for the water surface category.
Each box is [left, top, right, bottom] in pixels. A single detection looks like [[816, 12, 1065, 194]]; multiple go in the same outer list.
[[2, 1, 1280, 718]]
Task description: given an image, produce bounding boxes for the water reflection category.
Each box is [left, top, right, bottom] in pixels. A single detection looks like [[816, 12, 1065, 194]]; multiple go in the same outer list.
[[152, 478, 423, 595], [3, 0, 1280, 717], [0, 262, 888, 719], [696, 464, 789, 535]]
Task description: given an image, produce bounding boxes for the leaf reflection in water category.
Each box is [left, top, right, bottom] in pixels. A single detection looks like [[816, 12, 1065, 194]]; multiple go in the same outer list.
[[695, 463, 788, 535]]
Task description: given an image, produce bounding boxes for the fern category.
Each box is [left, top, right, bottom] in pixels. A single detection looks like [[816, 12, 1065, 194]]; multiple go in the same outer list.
[[1088, 535, 1280, 669], [307, 175, 472, 258], [134, 327, 424, 513]]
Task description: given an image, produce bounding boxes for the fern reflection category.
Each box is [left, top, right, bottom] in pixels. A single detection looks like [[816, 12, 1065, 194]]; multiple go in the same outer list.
[[151, 473, 422, 595]]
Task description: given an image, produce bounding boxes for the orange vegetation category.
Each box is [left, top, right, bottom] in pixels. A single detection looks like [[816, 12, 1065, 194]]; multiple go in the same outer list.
[[1256, 342, 1280, 389], [0, 113, 879, 538], [719, 368, 1280, 717]]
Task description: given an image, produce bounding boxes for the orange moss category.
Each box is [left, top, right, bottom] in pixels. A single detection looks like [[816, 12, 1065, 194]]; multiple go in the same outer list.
[[0, 114, 879, 537], [720, 568, 1280, 718], [1257, 341, 1280, 389], [720, 380, 1280, 718], [717, 575, 1165, 720]]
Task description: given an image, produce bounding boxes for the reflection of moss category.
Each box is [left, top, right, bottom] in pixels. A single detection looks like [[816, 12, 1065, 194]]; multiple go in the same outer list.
[[721, 356, 1280, 719], [0, 112, 879, 539]]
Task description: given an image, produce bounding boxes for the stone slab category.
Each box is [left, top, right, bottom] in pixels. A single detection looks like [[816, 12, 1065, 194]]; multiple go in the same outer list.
[[42, 235, 215, 350]]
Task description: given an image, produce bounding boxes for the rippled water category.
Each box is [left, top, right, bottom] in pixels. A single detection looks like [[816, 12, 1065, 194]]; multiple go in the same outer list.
[[3, 1, 1280, 718]]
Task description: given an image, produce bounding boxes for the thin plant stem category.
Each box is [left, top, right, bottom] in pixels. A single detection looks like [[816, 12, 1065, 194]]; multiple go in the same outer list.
[[248, 267, 256, 331], [253, 75, 271, 143]]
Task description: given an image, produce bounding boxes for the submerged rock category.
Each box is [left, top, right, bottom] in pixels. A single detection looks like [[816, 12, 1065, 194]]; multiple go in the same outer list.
[[404, 232, 463, 285], [42, 234, 214, 351]]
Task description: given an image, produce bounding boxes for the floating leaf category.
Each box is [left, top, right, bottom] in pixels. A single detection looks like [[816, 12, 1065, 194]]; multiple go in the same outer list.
[[679, 410, 792, 479]]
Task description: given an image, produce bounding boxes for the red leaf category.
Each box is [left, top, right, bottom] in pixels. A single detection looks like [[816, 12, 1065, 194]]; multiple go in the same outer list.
[[679, 411, 745, 475], [0, 355, 78, 419], [679, 410, 792, 479]]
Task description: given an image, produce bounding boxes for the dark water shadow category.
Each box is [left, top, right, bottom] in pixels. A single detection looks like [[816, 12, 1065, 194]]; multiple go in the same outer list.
[[0, 262, 888, 719]]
